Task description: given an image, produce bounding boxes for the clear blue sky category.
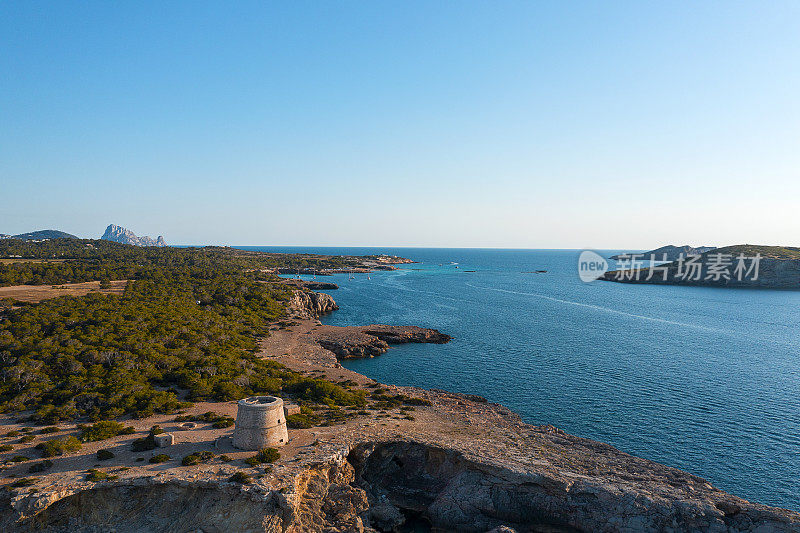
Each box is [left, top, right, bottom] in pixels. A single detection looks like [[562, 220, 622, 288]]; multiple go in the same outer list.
[[2, 2, 798, 248]]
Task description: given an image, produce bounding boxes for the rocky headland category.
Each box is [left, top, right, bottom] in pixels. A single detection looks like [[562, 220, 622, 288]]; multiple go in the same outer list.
[[1, 289, 798, 532], [101, 224, 167, 247], [603, 244, 800, 289], [314, 325, 451, 360]]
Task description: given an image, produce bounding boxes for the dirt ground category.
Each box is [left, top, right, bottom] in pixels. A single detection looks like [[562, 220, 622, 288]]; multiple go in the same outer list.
[[0, 280, 128, 303]]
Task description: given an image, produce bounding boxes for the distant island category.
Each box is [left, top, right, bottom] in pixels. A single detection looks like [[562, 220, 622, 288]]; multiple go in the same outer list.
[[0, 230, 78, 241], [604, 244, 800, 289], [101, 224, 167, 247], [611, 244, 716, 262]]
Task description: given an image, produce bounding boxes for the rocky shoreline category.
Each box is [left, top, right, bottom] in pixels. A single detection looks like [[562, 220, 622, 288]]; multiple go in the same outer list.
[[1, 289, 798, 532]]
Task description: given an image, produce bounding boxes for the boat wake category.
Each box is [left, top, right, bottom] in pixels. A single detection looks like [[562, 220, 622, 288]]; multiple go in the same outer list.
[[464, 283, 727, 335]]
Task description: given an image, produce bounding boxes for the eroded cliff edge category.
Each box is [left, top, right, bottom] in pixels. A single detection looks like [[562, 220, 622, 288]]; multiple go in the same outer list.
[[1, 290, 798, 532]]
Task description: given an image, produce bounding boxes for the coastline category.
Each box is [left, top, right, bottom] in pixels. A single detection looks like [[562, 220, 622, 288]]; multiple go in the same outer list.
[[3, 286, 799, 532]]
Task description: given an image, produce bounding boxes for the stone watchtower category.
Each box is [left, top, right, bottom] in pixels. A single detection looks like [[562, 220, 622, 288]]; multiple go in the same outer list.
[[232, 396, 289, 450]]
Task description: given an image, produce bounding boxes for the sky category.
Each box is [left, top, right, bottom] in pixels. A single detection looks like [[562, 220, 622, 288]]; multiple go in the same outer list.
[[1, 1, 799, 248]]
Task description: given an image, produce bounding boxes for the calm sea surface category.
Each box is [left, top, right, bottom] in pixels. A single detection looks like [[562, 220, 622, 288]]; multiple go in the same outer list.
[[241, 247, 800, 510]]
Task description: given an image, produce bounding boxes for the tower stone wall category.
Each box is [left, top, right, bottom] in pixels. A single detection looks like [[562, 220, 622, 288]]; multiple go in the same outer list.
[[233, 396, 289, 450]]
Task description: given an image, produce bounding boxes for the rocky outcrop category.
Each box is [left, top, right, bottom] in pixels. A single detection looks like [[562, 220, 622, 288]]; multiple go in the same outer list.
[[4, 434, 799, 533], [101, 224, 167, 247], [0, 480, 286, 532], [288, 290, 339, 319], [362, 325, 451, 345], [317, 330, 390, 359], [346, 440, 800, 533], [314, 325, 451, 359], [278, 279, 339, 291]]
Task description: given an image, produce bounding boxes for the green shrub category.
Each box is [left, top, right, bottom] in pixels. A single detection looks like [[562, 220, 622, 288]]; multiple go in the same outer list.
[[218, 454, 232, 462], [285, 378, 366, 407], [79, 421, 136, 442], [10, 455, 30, 462], [403, 397, 432, 406], [86, 468, 117, 482], [11, 477, 37, 488], [131, 426, 163, 452], [286, 414, 314, 429], [149, 454, 170, 463], [0, 444, 13, 452], [28, 460, 53, 473], [5, 430, 20, 437], [245, 447, 280, 466], [228, 471, 251, 484], [177, 412, 234, 428], [96, 449, 115, 461], [36, 436, 82, 457], [211, 417, 234, 429], [38, 426, 59, 434], [181, 451, 214, 466], [19, 435, 35, 443]]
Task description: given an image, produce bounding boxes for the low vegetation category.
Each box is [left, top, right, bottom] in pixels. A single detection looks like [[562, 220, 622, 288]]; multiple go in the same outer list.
[[79, 420, 135, 442], [286, 413, 315, 429], [244, 447, 280, 466], [228, 471, 252, 484], [149, 453, 170, 463], [96, 449, 114, 460], [131, 426, 163, 452], [86, 468, 117, 482], [0, 239, 368, 422], [181, 451, 214, 466], [36, 436, 82, 457], [28, 459, 52, 473], [174, 411, 234, 428]]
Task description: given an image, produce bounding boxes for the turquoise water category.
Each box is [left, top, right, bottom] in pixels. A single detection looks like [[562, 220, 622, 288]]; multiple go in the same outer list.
[[243, 247, 800, 511]]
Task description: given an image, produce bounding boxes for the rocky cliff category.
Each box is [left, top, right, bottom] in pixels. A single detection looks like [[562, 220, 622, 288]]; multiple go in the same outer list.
[[100, 224, 167, 247], [3, 406, 799, 532], [288, 290, 339, 318]]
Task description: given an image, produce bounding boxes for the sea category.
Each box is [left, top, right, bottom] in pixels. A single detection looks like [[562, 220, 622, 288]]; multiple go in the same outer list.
[[240, 246, 800, 511]]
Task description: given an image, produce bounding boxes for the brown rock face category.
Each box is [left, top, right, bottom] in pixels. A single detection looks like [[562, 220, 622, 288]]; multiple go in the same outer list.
[[288, 290, 339, 319]]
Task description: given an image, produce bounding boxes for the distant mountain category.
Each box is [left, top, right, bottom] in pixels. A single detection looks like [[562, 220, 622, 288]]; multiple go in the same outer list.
[[1, 229, 78, 241], [611, 244, 716, 261], [101, 224, 166, 247]]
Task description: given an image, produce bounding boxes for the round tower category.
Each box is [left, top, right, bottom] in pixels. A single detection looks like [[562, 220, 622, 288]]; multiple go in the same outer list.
[[232, 396, 289, 450]]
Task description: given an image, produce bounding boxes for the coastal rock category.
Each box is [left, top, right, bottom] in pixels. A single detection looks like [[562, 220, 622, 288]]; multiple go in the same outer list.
[[316, 330, 390, 359], [101, 224, 167, 247], [313, 325, 452, 359], [277, 278, 339, 290], [288, 290, 339, 319], [362, 325, 451, 345]]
